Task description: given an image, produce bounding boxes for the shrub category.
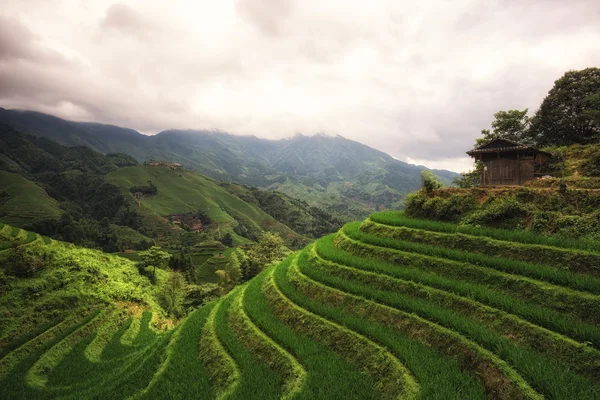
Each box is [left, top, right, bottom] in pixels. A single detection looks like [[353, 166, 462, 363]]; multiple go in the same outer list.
[[184, 283, 220, 308], [162, 271, 186, 319], [4, 244, 48, 278], [462, 196, 533, 229], [405, 192, 477, 221], [420, 170, 444, 192]]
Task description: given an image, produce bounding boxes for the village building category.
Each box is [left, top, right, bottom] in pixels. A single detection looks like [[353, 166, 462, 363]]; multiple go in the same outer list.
[[466, 138, 551, 186], [147, 160, 183, 169]]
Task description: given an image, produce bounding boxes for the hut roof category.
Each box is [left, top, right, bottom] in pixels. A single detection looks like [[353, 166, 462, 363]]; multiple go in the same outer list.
[[466, 138, 551, 156]]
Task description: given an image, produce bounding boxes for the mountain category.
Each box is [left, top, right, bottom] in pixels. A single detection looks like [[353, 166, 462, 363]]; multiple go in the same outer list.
[[0, 108, 459, 219], [1, 212, 598, 398], [0, 125, 341, 251]]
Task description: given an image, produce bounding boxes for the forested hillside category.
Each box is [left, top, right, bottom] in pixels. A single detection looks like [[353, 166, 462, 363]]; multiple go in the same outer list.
[[106, 165, 310, 247], [0, 109, 457, 219]]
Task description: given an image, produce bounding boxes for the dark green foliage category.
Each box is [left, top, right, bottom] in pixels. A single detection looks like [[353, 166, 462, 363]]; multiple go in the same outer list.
[[222, 183, 343, 239], [528, 68, 600, 146], [232, 214, 262, 242], [3, 243, 48, 278], [138, 246, 171, 282], [404, 191, 478, 222], [476, 109, 531, 147], [162, 271, 186, 318], [194, 210, 213, 225], [220, 233, 233, 247], [169, 250, 195, 281], [184, 283, 220, 308], [24, 214, 149, 252], [129, 180, 158, 196], [0, 125, 149, 250], [405, 186, 600, 240], [452, 161, 483, 188], [0, 110, 459, 220], [240, 233, 289, 281], [579, 149, 600, 177]]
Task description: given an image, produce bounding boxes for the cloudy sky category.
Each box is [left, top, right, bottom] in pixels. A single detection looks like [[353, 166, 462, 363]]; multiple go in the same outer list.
[[1, 0, 599, 172]]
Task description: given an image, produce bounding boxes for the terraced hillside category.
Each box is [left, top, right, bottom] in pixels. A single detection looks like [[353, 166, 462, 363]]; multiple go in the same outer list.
[[106, 165, 308, 246], [2, 214, 600, 399]]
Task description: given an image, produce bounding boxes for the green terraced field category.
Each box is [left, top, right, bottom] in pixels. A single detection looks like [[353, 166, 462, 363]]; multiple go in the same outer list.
[[2, 215, 599, 399], [106, 165, 305, 246], [0, 171, 62, 227]]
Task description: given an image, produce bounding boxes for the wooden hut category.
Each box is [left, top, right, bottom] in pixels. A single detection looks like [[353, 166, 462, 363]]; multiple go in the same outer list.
[[466, 138, 551, 186]]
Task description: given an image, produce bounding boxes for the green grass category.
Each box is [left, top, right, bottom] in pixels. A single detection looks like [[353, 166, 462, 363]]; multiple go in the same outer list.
[[245, 264, 381, 400], [271, 256, 495, 399], [307, 245, 600, 379], [321, 233, 600, 348], [265, 260, 417, 400], [214, 288, 284, 399], [0, 171, 62, 227], [136, 303, 216, 399], [370, 211, 600, 253], [298, 249, 599, 397], [361, 221, 600, 294], [2, 212, 599, 398], [362, 218, 600, 278], [289, 253, 544, 399], [107, 165, 304, 246], [341, 224, 600, 326], [230, 285, 306, 398]]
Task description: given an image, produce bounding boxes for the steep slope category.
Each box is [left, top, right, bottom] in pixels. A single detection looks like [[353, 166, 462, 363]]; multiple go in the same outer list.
[[0, 109, 459, 220], [0, 108, 146, 157], [0, 171, 62, 226], [0, 127, 340, 249], [2, 213, 599, 399], [106, 165, 308, 246]]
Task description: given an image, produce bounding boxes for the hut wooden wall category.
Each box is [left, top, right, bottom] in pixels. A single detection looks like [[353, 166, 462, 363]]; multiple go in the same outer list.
[[480, 156, 535, 186]]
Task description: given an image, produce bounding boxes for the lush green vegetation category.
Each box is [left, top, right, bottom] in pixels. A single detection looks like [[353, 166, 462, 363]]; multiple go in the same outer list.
[[106, 164, 309, 247], [0, 109, 457, 220], [2, 211, 599, 399], [0, 125, 149, 251], [404, 185, 600, 241]]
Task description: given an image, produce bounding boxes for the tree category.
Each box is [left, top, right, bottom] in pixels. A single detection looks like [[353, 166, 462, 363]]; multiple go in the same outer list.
[[452, 161, 483, 188], [162, 271, 186, 318], [528, 68, 600, 146], [138, 246, 170, 282], [220, 232, 233, 247], [241, 233, 289, 281], [420, 170, 443, 193], [216, 250, 242, 294], [475, 109, 530, 147], [583, 92, 600, 125]]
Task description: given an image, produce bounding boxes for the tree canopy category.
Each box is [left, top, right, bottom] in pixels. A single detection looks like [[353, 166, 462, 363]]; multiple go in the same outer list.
[[476, 109, 530, 147], [528, 68, 600, 146]]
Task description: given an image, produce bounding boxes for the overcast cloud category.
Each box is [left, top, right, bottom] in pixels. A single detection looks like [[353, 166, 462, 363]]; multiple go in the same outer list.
[[1, 0, 599, 172]]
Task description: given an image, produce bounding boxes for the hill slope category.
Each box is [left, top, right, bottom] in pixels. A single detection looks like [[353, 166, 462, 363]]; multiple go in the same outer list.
[[408, 143, 600, 241], [0, 109, 458, 219], [0, 171, 62, 226], [0, 127, 340, 251], [2, 213, 599, 399], [106, 165, 307, 246]]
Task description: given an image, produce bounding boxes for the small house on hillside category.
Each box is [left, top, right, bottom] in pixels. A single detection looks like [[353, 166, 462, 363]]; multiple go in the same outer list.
[[466, 138, 551, 186]]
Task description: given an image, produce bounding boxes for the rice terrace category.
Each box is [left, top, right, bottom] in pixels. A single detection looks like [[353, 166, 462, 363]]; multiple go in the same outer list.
[[1, 210, 599, 399], [2, 1, 600, 399]]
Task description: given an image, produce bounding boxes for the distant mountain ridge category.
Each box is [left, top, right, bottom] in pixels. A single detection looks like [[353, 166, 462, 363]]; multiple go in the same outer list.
[[0, 108, 458, 219]]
